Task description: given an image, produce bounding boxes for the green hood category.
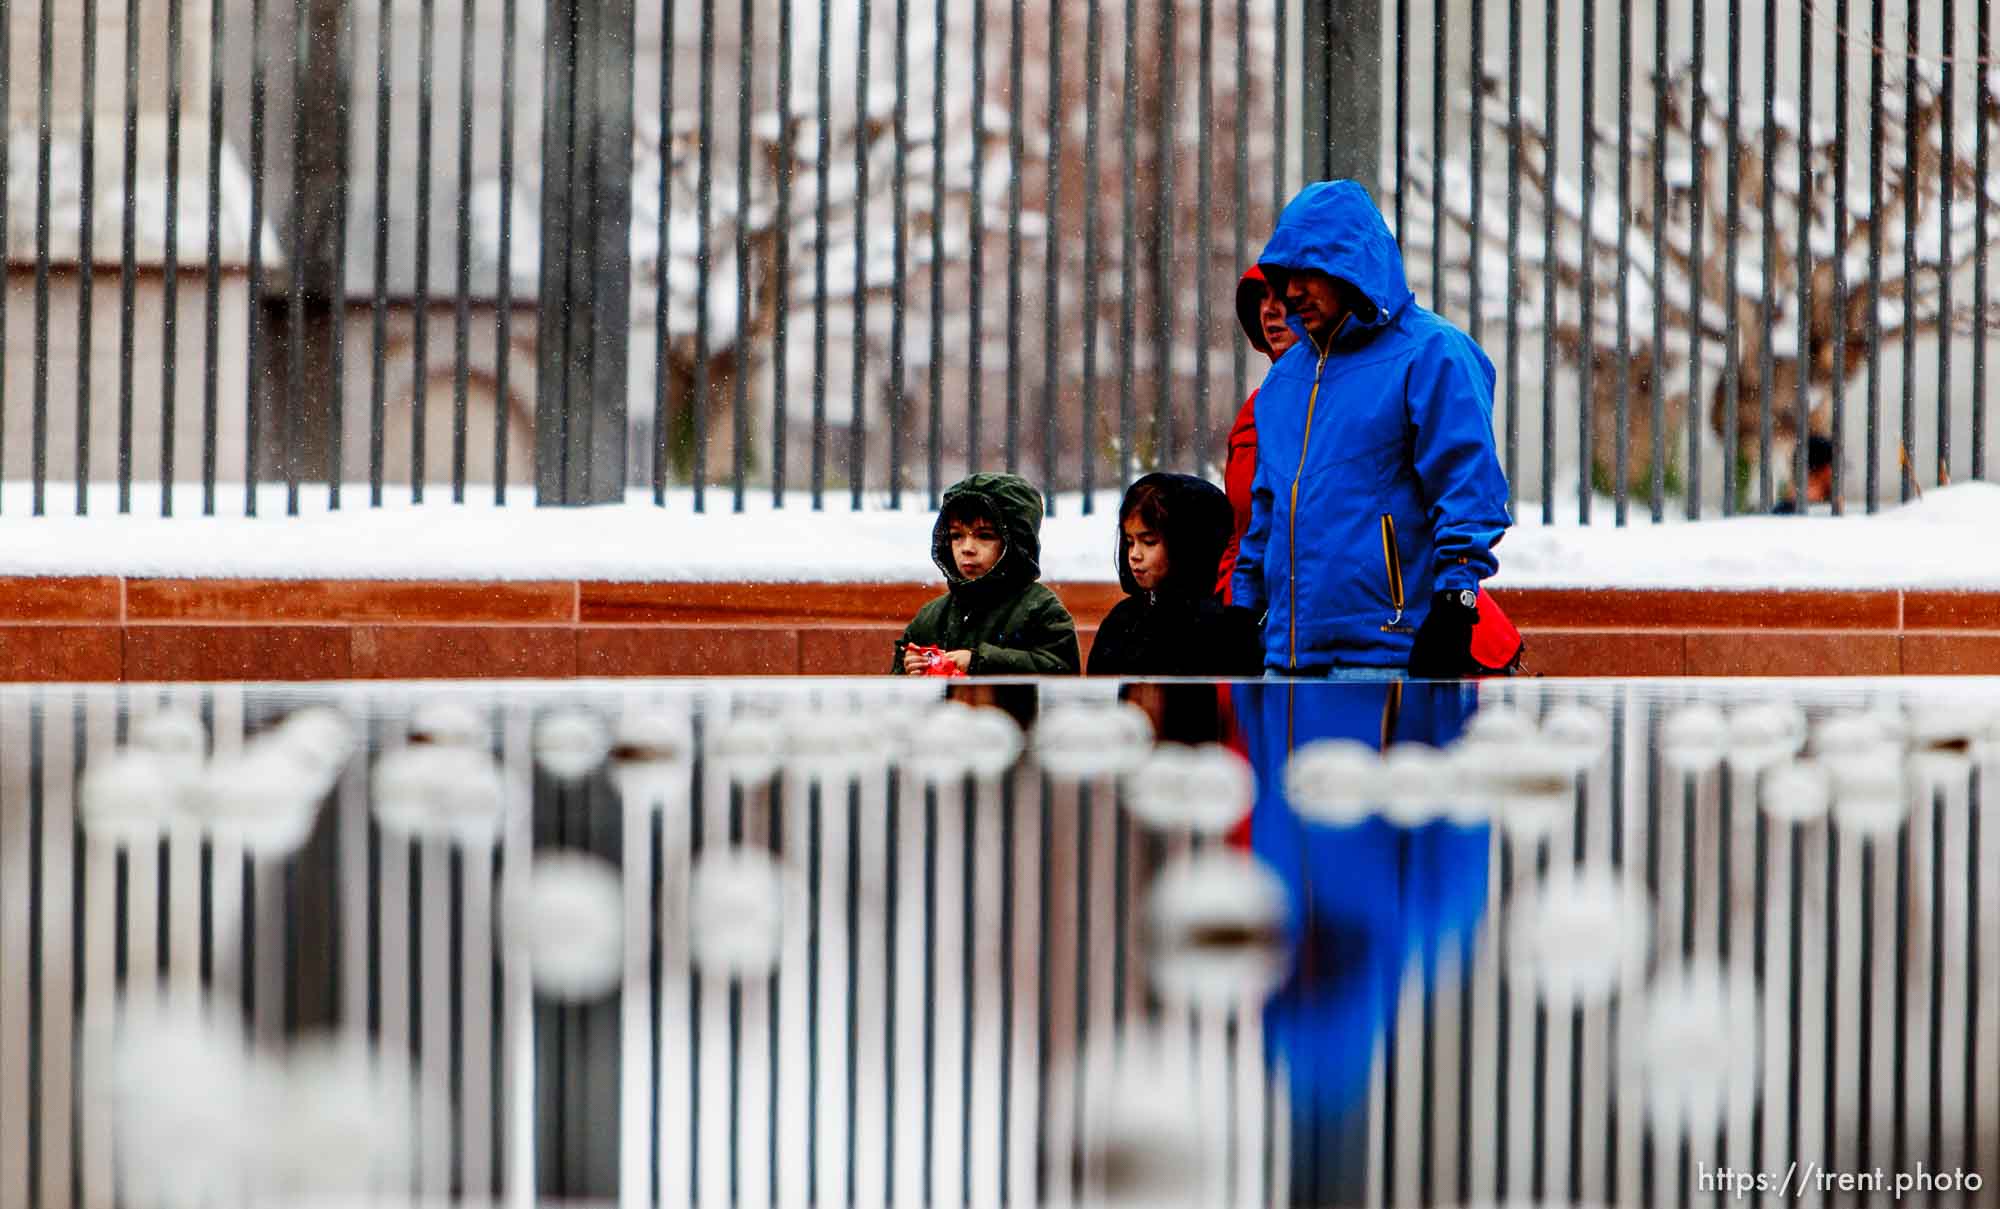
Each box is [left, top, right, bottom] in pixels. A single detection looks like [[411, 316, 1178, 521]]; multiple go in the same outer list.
[[932, 472, 1046, 604]]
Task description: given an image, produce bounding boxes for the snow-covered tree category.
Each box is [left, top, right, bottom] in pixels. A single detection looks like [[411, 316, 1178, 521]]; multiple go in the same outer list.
[[1410, 58, 2000, 499], [478, 0, 1281, 495]]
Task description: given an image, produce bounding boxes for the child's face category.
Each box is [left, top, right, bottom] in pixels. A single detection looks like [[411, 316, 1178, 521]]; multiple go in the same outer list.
[[1122, 514, 1169, 591], [1257, 284, 1297, 361], [947, 515, 1004, 581]]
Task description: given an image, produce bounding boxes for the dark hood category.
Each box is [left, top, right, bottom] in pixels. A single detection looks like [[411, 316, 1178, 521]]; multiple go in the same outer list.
[[932, 472, 1046, 605], [1256, 180, 1415, 349], [1115, 472, 1233, 601]]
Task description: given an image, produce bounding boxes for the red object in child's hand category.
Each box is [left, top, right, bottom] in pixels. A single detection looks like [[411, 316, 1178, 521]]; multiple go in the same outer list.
[[908, 645, 968, 677]]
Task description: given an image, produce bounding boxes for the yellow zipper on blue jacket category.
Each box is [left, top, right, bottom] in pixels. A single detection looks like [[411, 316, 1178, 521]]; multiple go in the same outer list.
[[1288, 313, 1349, 669]]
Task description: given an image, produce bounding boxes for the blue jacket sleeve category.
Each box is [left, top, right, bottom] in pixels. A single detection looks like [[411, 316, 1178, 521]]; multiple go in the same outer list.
[[1231, 455, 1273, 616], [1407, 333, 1512, 594]]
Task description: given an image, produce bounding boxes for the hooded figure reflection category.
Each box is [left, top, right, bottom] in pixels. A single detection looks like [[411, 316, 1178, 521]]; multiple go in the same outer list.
[[1231, 680, 1492, 1207]]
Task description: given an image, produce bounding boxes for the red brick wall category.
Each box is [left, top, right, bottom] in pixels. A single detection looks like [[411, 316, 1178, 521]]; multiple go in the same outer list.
[[0, 577, 1996, 679]]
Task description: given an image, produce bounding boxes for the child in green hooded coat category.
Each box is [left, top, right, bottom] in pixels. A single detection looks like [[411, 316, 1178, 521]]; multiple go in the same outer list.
[[893, 472, 1082, 675]]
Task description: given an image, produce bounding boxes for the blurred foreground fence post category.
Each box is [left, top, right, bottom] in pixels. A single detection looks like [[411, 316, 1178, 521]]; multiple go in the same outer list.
[[535, 0, 636, 505]]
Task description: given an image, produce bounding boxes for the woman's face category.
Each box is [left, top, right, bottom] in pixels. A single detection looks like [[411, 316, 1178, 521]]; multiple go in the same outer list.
[[1258, 285, 1297, 361]]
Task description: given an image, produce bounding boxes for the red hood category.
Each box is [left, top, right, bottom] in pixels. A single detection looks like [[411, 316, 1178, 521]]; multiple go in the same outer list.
[[1236, 266, 1272, 356]]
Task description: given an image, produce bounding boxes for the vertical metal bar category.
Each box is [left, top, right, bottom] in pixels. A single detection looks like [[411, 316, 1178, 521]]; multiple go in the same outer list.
[[1006, 0, 1026, 475], [1119, 0, 1139, 489], [1831, 0, 1847, 512], [1576, 0, 1595, 523], [1469, 0, 1485, 342], [120, 0, 141, 514], [996, 780, 1014, 1209], [287, 0, 307, 515], [959, 792, 975, 1209], [1822, 825, 1839, 1179], [371, 0, 393, 507], [843, 782, 860, 1207], [1685, 0, 1706, 519], [883, 776, 901, 1199], [920, 786, 937, 1202], [454, 0, 480, 503], [1967, 782, 1982, 1193], [968, 0, 988, 491], [203, 0, 224, 513], [1194, 0, 1214, 474], [1648, 0, 1666, 522], [33, 0, 55, 515], [1430, 0, 1445, 313], [693, 0, 716, 511], [163, 0, 187, 516], [1721, 0, 1741, 516], [773, 0, 796, 509], [412, 0, 438, 502], [890, 0, 909, 507], [1539, 0, 1557, 522], [1153, 0, 1177, 471], [1395, 0, 1407, 240], [1892, 827, 1910, 1181], [849, 0, 871, 510], [653, 0, 677, 507], [247, 0, 269, 515], [1081, 0, 1104, 508], [1614, 0, 1631, 525], [1756, 0, 1779, 512], [330, 0, 353, 509], [78, 0, 100, 515], [1857, 840, 1877, 1193], [926, 0, 947, 508], [1231, 0, 1249, 415], [1937, 0, 1955, 487], [1301, 0, 1323, 181], [528, 0, 568, 504], [1793, 0, 1814, 513], [1272, 0, 1284, 218], [495, 0, 517, 505], [1866, 0, 1883, 511], [1978, 0, 1990, 482], [1901, 5, 1918, 503], [1927, 793, 1946, 1185], [813, 0, 832, 506], [733, 0, 755, 511], [1504, 0, 1520, 510], [1041, 0, 1064, 502]]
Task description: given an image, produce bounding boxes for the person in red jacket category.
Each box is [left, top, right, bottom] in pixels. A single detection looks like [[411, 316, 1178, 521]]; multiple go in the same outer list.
[[1219, 264, 1525, 674], [1217, 267, 1297, 599]]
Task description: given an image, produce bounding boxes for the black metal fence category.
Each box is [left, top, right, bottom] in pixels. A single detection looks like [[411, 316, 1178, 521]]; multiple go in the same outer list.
[[1, 679, 1995, 1206], [0, 0, 1995, 519]]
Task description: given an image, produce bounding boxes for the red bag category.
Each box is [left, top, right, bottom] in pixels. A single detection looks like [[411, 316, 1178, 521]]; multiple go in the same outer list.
[[908, 644, 968, 678], [1469, 588, 1526, 675]]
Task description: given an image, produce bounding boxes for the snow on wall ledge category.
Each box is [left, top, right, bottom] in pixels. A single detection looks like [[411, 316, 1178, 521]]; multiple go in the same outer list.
[[1, 481, 1998, 590]]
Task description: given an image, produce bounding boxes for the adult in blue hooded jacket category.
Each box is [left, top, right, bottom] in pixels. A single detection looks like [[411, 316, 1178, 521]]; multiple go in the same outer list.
[[1231, 181, 1512, 677]]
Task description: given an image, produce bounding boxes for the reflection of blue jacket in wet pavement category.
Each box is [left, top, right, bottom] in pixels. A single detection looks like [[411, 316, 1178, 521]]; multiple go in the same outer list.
[[1231, 181, 1512, 671], [1231, 680, 1491, 1197]]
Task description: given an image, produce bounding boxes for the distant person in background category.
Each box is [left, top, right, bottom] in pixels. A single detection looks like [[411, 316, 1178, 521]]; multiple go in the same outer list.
[[893, 472, 1081, 675], [1231, 181, 1517, 679], [1086, 473, 1263, 677], [1217, 267, 1299, 600], [1772, 435, 1836, 515]]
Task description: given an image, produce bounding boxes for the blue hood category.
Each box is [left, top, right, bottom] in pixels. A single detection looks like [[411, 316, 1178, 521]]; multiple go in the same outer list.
[[1256, 180, 1415, 341]]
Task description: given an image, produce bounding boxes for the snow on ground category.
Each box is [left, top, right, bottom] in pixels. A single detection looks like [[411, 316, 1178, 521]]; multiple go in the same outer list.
[[2, 479, 2000, 589]]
